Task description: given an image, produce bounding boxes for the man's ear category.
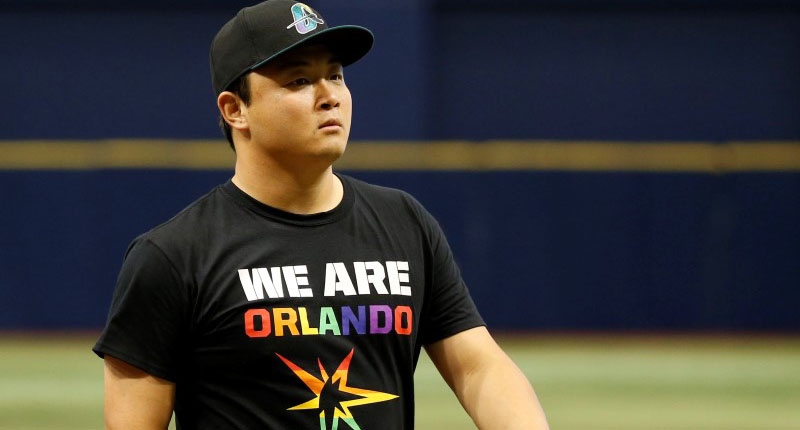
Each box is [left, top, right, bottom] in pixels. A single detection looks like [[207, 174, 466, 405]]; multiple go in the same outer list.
[[217, 91, 249, 132]]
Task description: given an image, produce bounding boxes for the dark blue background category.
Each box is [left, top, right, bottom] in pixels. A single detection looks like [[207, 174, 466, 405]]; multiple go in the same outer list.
[[1, 0, 798, 330]]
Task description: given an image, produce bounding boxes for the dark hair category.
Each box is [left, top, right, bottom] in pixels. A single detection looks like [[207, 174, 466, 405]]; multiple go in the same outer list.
[[219, 73, 252, 151]]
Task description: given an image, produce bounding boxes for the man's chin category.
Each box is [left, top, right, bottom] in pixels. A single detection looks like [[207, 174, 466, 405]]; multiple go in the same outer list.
[[301, 142, 347, 169], [314, 138, 348, 159]]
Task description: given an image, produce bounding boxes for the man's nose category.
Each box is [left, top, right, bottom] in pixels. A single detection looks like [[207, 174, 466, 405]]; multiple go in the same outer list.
[[316, 81, 341, 110]]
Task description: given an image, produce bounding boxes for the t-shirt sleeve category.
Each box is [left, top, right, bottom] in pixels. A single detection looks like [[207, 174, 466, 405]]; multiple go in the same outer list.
[[92, 238, 190, 382], [414, 202, 486, 345]]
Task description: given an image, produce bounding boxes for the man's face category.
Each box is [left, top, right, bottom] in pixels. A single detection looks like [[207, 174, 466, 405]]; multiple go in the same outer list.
[[242, 44, 352, 167]]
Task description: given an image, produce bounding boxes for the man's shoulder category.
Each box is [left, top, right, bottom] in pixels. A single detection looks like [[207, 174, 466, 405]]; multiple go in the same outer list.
[[134, 184, 230, 246], [340, 173, 434, 224], [342, 174, 418, 205]]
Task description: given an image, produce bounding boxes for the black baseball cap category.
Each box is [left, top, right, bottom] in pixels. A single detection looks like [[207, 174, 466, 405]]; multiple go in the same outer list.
[[210, 0, 374, 95]]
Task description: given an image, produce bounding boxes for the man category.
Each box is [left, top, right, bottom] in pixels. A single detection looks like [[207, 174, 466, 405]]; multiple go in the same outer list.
[[94, 1, 549, 429]]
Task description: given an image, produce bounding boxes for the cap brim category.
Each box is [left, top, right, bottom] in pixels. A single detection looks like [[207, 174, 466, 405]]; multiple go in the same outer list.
[[249, 25, 374, 71]]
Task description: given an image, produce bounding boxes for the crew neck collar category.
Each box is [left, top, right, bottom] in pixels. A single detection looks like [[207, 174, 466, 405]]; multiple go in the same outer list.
[[221, 173, 354, 226]]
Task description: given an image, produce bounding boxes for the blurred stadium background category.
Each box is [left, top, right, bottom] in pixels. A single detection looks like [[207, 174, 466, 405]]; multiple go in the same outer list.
[[1, 0, 799, 428]]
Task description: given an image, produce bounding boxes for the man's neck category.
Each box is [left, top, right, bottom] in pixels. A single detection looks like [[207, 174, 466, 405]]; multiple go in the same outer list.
[[231, 157, 343, 215]]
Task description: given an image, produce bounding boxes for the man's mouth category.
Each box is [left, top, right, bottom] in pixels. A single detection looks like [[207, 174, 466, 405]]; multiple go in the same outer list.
[[319, 119, 342, 129]]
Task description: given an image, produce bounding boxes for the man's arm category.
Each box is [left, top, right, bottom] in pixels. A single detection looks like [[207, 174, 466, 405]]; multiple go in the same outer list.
[[103, 355, 176, 430], [425, 326, 549, 430]]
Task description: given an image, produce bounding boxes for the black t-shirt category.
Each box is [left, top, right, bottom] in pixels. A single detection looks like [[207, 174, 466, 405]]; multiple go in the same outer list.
[[93, 174, 484, 430]]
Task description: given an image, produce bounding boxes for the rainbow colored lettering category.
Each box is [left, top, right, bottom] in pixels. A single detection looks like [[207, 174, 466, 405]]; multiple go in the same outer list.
[[244, 305, 413, 338]]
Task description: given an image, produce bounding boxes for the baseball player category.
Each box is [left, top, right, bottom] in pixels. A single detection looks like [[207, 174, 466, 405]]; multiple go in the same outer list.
[[94, 1, 549, 429]]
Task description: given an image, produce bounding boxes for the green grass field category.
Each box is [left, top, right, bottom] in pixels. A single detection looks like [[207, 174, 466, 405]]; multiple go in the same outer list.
[[1, 333, 798, 429]]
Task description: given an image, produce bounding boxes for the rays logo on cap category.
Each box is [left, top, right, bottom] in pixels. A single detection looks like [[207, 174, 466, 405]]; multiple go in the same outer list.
[[287, 3, 324, 34]]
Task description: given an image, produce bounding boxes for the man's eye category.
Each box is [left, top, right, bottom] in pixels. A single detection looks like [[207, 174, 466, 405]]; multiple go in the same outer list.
[[330, 73, 344, 81], [290, 78, 310, 86]]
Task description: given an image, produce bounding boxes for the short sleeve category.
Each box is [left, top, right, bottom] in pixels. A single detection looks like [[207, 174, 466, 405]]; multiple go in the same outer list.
[[93, 238, 191, 382], [415, 205, 485, 345]]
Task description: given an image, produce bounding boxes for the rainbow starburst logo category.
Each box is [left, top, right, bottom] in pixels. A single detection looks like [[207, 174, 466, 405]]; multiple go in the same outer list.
[[277, 349, 399, 430]]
